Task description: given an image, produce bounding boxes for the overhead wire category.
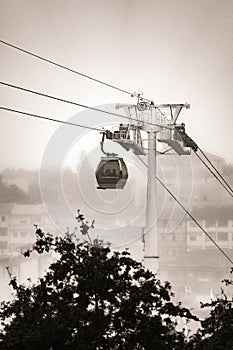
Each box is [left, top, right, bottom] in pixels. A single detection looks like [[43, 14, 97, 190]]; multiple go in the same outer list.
[[137, 155, 233, 266], [0, 81, 172, 130], [1, 41, 232, 253], [0, 39, 198, 126], [1, 78, 232, 199], [0, 81, 132, 120], [0, 38, 166, 110], [0, 106, 102, 132], [0, 39, 135, 98], [198, 147, 233, 195], [1, 40, 233, 267], [174, 125, 233, 198], [1, 81, 232, 199], [2, 103, 232, 265], [194, 151, 233, 198], [0, 39, 188, 121]]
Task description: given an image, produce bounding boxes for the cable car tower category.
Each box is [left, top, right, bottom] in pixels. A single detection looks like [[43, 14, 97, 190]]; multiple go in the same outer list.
[[95, 94, 196, 273]]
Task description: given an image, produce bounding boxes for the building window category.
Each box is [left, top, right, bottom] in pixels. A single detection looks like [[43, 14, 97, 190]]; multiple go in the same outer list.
[[189, 235, 197, 242], [0, 227, 7, 236], [175, 233, 185, 241], [20, 232, 27, 238], [205, 219, 216, 228], [31, 217, 41, 224], [217, 219, 228, 227], [0, 241, 7, 250], [20, 220, 28, 224], [218, 232, 228, 242], [13, 232, 18, 237], [1, 216, 6, 222], [165, 234, 173, 241]]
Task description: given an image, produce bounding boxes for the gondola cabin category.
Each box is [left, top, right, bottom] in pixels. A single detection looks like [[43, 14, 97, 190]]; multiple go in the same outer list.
[[95, 156, 128, 190]]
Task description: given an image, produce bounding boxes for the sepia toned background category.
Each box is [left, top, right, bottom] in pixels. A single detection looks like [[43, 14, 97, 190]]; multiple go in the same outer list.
[[0, 0, 233, 326]]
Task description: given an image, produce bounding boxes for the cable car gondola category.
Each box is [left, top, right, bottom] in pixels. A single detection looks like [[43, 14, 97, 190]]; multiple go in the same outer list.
[[95, 156, 128, 190]]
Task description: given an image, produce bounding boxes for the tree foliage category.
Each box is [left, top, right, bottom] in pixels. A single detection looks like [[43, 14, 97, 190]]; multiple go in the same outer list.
[[0, 175, 29, 203], [0, 215, 196, 350], [186, 269, 233, 350]]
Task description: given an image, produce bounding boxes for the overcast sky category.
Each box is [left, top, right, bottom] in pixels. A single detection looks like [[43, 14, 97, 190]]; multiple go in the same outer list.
[[0, 0, 233, 170]]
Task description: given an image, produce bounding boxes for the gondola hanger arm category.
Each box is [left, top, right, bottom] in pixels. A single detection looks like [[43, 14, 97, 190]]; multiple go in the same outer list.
[[100, 131, 117, 157]]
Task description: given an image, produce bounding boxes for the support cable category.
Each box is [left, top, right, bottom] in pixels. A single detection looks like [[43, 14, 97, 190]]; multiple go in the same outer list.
[[1, 105, 233, 265], [0, 40, 194, 119], [194, 152, 233, 198], [0, 81, 171, 129], [0, 39, 135, 98], [175, 126, 233, 197], [198, 148, 233, 195], [137, 155, 233, 266], [0, 81, 132, 121], [0, 106, 102, 132]]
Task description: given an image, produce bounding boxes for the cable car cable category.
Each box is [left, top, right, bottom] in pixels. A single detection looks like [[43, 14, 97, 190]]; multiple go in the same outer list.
[[175, 126, 233, 197], [0, 81, 133, 120], [1, 106, 232, 264], [194, 151, 233, 198], [0, 81, 171, 129], [0, 41, 187, 120], [0, 39, 137, 98], [137, 155, 233, 265], [198, 148, 233, 195], [0, 39, 162, 107], [0, 106, 102, 132]]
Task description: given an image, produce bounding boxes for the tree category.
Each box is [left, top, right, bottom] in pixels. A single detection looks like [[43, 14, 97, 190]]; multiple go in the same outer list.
[[186, 269, 233, 350], [0, 214, 197, 350], [0, 178, 29, 203]]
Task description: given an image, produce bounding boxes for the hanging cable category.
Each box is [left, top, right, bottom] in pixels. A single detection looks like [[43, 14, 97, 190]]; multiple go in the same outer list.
[[0, 106, 103, 132], [194, 152, 233, 198], [174, 125, 233, 198], [198, 148, 233, 195], [0, 40, 192, 119], [0, 81, 131, 120], [0, 40, 195, 120], [1, 107, 232, 265], [137, 155, 233, 265], [0, 39, 160, 105], [0, 81, 171, 129], [0, 39, 137, 98]]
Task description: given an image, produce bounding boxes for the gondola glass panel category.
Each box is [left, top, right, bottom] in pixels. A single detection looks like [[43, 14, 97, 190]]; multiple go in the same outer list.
[[96, 157, 128, 189]]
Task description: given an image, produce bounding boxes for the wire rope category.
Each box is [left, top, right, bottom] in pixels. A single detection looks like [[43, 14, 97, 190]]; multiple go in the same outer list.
[[0, 106, 102, 132], [1, 106, 233, 265], [0, 39, 135, 98], [0, 81, 172, 130], [137, 155, 233, 265], [198, 148, 233, 195], [194, 152, 233, 198]]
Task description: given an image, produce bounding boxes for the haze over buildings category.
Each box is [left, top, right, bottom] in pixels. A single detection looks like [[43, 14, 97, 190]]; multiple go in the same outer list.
[[0, 151, 232, 321]]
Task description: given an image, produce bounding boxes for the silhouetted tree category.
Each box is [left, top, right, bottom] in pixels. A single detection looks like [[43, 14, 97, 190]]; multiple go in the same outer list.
[[0, 214, 196, 350], [186, 268, 233, 350]]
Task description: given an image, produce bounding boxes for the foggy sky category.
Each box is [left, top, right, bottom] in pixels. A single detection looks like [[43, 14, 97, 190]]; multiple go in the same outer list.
[[0, 0, 233, 169]]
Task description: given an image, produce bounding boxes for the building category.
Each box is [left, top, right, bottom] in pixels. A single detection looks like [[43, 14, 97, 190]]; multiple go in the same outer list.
[[0, 203, 14, 258], [0, 203, 59, 300]]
